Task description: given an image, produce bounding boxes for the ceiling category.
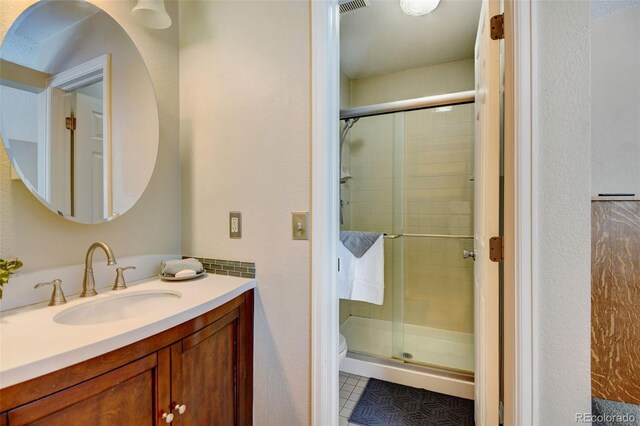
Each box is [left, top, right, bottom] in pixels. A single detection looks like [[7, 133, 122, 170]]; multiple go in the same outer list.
[[10, 1, 98, 44], [340, 0, 482, 79], [1, 1, 100, 71]]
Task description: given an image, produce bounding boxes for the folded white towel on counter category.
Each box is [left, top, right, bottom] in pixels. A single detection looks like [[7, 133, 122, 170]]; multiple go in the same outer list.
[[161, 258, 204, 276], [338, 233, 384, 305]]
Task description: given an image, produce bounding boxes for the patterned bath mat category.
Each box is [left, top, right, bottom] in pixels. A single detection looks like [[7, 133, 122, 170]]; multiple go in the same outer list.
[[349, 378, 474, 426]]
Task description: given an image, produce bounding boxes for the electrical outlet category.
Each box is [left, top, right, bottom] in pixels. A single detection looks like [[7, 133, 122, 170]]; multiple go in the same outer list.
[[230, 212, 242, 238]]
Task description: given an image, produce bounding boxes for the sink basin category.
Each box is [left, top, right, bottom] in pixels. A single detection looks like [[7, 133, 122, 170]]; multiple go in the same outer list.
[[54, 290, 181, 325]]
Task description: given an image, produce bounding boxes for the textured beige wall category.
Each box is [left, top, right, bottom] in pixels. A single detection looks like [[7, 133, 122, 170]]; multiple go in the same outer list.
[[179, 1, 310, 424], [536, 0, 592, 422], [592, 5, 640, 195], [340, 70, 350, 110], [349, 59, 474, 107], [0, 1, 180, 279]]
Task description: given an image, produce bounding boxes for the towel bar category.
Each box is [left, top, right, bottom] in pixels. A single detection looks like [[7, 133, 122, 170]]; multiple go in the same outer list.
[[383, 233, 473, 240]]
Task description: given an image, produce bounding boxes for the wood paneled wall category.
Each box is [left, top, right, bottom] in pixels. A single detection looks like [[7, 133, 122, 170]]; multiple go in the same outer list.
[[592, 200, 640, 404]]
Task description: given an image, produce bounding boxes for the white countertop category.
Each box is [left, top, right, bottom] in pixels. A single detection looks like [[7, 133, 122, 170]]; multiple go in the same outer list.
[[0, 273, 255, 389]]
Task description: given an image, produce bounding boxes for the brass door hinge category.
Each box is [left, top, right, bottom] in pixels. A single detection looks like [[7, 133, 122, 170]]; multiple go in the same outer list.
[[490, 14, 504, 40], [65, 117, 76, 131], [489, 236, 504, 263]]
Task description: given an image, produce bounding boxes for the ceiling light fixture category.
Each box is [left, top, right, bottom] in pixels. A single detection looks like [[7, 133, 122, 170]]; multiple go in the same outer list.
[[131, 0, 172, 29], [400, 0, 441, 16], [435, 106, 453, 113]]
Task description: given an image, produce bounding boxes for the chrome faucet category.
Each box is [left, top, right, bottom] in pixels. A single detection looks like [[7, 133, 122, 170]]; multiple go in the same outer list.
[[80, 242, 117, 297]]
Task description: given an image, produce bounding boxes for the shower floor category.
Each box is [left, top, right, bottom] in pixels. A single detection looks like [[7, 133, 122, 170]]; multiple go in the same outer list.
[[340, 316, 474, 373]]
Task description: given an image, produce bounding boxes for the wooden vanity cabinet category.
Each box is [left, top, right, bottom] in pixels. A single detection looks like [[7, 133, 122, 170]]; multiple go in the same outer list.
[[0, 290, 253, 426], [171, 307, 252, 426], [7, 353, 164, 425]]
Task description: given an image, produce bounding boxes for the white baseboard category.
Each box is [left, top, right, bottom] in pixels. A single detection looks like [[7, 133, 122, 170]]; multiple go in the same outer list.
[[341, 355, 475, 400]]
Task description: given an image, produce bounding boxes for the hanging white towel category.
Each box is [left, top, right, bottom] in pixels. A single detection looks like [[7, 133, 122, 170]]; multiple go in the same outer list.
[[338, 234, 384, 305]]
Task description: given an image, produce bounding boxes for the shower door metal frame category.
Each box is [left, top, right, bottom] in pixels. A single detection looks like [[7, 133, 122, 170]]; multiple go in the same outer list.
[[340, 90, 475, 120]]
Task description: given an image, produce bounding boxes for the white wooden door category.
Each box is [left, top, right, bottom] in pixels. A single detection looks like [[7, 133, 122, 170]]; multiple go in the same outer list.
[[474, 0, 501, 424], [75, 91, 105, 222]]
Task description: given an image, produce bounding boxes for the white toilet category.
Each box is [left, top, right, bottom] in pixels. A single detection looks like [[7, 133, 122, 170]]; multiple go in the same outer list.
[[339, 333, 348, 362]]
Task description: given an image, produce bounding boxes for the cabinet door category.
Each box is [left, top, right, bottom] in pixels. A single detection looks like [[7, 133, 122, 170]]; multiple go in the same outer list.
[[171, 305, 252, 426], [8, 353, 168, 426]]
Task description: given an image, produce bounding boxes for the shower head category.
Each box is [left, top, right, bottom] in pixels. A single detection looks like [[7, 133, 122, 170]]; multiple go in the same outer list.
[[340, 117, 360, 153]]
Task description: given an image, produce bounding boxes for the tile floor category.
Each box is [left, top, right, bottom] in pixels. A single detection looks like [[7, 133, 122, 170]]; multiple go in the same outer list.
[[339, 371, 369, 426]]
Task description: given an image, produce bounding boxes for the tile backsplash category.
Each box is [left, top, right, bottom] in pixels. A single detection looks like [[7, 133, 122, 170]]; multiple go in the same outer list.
[[188, 256, 256, 279]]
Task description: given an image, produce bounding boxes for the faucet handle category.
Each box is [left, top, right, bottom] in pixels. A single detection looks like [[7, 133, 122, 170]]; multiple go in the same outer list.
[[34, 279, 67, 306], [113, 266, 136, 291]]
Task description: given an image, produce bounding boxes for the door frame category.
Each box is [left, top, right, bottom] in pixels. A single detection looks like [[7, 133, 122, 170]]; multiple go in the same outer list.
[[309, 1, 537, 424], [503, 1, 538, 424], [310, 1, 340, 424]]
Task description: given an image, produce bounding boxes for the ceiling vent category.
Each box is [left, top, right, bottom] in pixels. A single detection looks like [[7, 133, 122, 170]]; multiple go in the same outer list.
[[339, 0, 372, 14]]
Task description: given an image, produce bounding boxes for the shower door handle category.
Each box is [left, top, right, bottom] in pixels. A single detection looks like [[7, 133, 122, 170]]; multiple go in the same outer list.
[[463, 250, 476, 261]]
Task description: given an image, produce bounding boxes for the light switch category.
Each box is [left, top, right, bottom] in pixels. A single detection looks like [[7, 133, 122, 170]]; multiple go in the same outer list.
[[292, 212, 309, 240], [230, 212, 242, 239]]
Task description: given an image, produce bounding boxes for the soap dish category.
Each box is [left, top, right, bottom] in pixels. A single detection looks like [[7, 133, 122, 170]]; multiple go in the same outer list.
[[159, 270, 207, 281]]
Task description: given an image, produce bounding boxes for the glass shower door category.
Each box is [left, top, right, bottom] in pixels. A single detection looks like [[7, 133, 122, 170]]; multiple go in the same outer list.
[[340, 112, 400, 360], [397, 104, 476, 374], [338, 103, 475, 375]]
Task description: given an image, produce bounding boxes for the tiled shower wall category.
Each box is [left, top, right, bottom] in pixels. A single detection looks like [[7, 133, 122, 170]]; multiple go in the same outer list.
[[340, 104, 475, 334], [402, 105, 475, 333], [341, 114, 397, 323], [339, 70, 353, 325]]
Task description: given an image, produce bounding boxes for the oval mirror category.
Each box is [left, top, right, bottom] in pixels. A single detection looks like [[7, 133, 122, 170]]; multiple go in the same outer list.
[[0, 0, 159, 224]]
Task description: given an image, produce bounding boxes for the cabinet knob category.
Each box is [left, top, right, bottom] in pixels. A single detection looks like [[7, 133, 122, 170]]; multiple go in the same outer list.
[[174, 403, 187, 414], [161, 412, 174, 423]]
